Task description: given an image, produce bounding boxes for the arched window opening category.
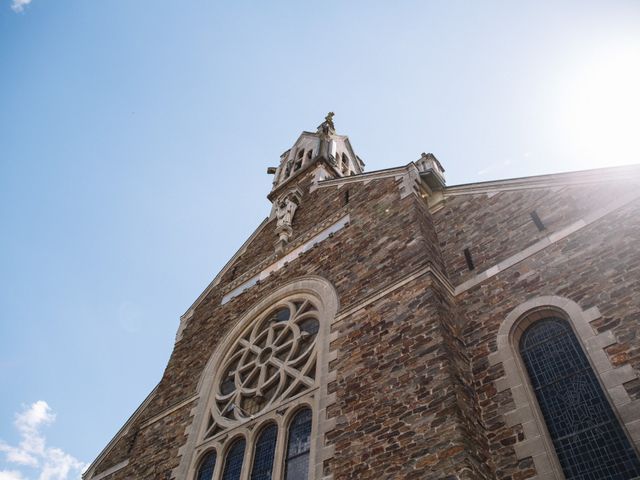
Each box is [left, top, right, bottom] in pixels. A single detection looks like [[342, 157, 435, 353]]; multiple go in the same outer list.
[[294, 150, 304, 171], [520, 318, 640, 479], [221, 438, 246, 480], [306, 150, 313, 161], [284, 408, 312, 480], [250, 424, 278, 480], [196, 450, 217, 480], [341, 154, 349, 175]]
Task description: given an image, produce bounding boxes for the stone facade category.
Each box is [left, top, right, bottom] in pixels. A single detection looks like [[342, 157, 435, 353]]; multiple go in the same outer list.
[[84, 120, 640, 480]]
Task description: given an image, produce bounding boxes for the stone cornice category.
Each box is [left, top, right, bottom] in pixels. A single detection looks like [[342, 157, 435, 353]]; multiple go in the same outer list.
[[444, 164, 640, 197], [315, 164, 411, 188], [268, 157, 342, 201]]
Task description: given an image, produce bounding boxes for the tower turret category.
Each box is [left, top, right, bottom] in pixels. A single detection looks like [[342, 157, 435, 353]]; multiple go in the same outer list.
[[267, 113, 365, 196]]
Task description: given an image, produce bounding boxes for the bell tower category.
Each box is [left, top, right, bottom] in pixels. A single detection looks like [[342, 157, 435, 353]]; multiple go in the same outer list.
[[266, 114, 365, 253], [267, 113, 365, 195]]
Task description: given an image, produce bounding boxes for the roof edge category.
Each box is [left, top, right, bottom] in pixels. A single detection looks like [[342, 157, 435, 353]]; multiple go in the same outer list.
[[445, 163, 640, 194], [83, 385, 159, 479]]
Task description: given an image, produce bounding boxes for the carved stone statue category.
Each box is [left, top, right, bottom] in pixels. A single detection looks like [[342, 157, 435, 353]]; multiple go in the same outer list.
[[276, 197, 298, 230]]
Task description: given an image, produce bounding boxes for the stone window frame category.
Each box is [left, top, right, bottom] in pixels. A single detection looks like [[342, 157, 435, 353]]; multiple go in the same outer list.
[[489, 295, 640, 480], [174, 276, 338, 480]]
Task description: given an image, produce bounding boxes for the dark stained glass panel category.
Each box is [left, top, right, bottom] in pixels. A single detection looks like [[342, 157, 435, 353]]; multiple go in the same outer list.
[[520, 318, 640, 480], [221, 438, 246, 480], [250, 423, 278, 480], [196, 450, 217, 480], [284, 408, 312, 480]]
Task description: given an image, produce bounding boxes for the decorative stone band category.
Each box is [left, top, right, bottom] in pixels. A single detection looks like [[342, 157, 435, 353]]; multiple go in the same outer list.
[[333, 263, 454, 324], [489, 296, 640, 480], [221, 215, 350, 305], [139, 394, 199, 430], [224, 209, 349, 296], [87, 460, 129, 480]]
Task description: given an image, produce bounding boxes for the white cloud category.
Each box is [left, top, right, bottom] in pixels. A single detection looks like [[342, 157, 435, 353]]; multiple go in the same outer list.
[[0, 471, 26, 480], [0, 402, 86, 480], [10, 0, 32, 13]]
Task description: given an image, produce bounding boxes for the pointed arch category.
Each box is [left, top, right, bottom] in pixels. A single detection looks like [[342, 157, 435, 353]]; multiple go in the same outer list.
[[174, 276, 339, 480], [250, 423, 278, 480], [195, 449, 217, 480], [489, 296, 640, 479]]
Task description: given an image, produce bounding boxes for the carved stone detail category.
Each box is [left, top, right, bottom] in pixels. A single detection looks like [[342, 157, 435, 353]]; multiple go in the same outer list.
[[204, 298, 320, 439], [275, 190, 301, 253]]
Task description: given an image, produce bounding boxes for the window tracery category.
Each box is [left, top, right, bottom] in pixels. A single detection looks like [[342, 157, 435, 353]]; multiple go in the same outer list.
[[188, 290, 329, 480], [206, 299, 319, 437]]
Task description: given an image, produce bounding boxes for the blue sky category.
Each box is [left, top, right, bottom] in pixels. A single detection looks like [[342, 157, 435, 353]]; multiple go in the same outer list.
[[1, 1, 639, 478]]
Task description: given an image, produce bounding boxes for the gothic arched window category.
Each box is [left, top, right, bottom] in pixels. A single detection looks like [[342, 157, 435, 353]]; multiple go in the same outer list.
[[520, 318, 640, 479], [250, 423, 278, 480], [284, 408, 312, 480], [196, 450, 216, 480], [221, 438, 245, 480]]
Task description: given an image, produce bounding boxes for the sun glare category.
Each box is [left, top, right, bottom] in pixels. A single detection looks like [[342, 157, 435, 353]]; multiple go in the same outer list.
[[558, 39, 640, 168]]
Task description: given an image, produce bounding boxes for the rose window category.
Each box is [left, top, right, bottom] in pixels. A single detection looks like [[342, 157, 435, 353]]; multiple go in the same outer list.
[[205, 299, 319, 438]]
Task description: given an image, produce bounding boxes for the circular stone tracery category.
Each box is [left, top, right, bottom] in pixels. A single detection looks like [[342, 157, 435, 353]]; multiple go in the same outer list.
[[210, 299, 319, 429]]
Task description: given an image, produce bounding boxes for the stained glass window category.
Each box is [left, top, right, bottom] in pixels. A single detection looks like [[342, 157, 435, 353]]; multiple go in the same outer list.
[[250, 424, 278, 480], [520, 318, 640, 479], [284, 408, 312, 480], [196, 450, 216, 480], [221, 438, 246, 480]]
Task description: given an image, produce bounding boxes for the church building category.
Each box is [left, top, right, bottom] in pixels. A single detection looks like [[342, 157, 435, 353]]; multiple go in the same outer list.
[[84, 115, 640, 480]]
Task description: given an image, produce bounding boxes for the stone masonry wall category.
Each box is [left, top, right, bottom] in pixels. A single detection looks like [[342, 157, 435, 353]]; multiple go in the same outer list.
[[455, 193, 640, 479], [434, 182, 636, 286], [326, 276, 490, 479], [91, 168, 486, 479], [90, 167, 640, 480]]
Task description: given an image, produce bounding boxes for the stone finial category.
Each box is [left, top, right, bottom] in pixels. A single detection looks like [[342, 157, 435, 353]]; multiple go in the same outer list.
[[317, 112, 336, 136], [325, 112, 335, 129]]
